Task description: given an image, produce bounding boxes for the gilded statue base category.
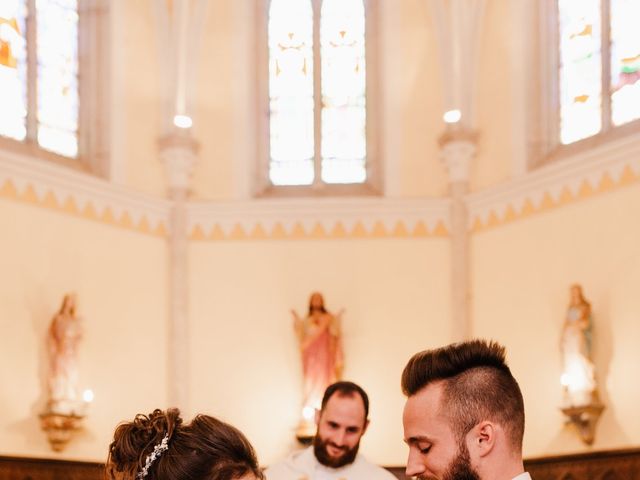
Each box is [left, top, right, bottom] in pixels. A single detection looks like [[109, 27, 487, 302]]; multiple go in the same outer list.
[[561, 402, 604, 446], [295, 418, 316, 445], [39, 406, 85, 452]]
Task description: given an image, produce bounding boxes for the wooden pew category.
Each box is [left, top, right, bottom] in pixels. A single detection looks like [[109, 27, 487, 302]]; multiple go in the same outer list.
[[2, 448, 639, 480]]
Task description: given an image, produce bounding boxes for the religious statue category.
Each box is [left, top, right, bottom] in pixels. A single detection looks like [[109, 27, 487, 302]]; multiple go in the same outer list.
[[560, 284, 597, 407], [47, 293, 83, 415], [291, 292, 344, 434]]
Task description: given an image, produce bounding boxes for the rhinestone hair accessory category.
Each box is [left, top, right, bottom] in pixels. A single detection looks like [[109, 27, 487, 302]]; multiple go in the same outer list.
[[137, 433, 170, 479]]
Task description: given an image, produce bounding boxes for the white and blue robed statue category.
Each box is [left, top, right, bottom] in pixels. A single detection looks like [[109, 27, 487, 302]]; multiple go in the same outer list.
[[560, 284, 597, 407]]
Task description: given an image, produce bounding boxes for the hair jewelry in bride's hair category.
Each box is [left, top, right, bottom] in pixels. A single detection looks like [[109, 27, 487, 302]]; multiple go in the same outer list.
[[136, 433, 170, 479], [108, 408, 263, 480]]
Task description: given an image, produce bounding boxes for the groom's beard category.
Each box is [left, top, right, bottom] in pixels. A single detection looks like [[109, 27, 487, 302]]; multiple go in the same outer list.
[[441, 441, 480, 480], [416, 441, 480, 480]]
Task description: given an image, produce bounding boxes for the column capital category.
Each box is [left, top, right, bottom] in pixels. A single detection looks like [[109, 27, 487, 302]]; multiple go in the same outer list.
[[158, 133, 199, 195], [439, 129, 477, 184]]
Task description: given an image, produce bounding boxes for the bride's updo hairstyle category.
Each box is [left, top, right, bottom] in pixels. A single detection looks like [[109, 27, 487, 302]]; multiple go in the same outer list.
[[107, 408, 263, 480]]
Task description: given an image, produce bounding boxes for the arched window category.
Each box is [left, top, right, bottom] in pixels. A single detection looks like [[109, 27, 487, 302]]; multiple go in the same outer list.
[[557, 0, 639, 145], [0, 0, 107, 172], [265, 0, 373, 193]]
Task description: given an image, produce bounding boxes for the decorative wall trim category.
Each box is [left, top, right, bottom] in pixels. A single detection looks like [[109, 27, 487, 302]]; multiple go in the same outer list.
[[0, 151, 171, 237], [467, 133, 640, 232], [187, 197, 451, 240], [3, 133, 640, 240]]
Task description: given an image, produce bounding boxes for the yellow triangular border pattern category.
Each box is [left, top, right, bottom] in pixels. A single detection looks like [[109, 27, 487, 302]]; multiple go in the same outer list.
[[470, 166, 640, 233], [188, 219, 450, 241], [5, 161, 635, 241], [0, 178, 168, 237]]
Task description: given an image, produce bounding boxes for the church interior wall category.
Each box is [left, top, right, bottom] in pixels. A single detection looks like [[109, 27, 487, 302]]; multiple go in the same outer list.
[[0, 199, 169, 460], [1, 0, 639, 469], [191, 0, 238, 200], [471, 182, 640, 457], [187, 237, 451, 466], [110, 0, 165, 196], [472, 0, 518, 192], [377, 0, 447, 197], [181, 0, 449, 200]]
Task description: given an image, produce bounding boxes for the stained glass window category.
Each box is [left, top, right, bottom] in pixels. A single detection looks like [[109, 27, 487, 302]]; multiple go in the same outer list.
[[320, 0, 366, 184], [37, 0, 78, 157], [268, 0, 314, 186], [0, 0, 78, 157], [558, 0, 602, 144], [556, 0, 640, 145], [610, 0, 640, 126], [0, 1, 27, 141], [268, 0, 367, 187]]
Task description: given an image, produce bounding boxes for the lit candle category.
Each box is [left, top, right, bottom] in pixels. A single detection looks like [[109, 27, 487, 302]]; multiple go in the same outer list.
[[443, 109, 462, 124], [302, 406, 315, 421], [83, 389, 94, 403], [173, 114, 193, 129]]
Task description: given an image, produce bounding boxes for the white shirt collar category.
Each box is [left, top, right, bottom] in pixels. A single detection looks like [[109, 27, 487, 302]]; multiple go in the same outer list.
[[512, 473, 532, 480]]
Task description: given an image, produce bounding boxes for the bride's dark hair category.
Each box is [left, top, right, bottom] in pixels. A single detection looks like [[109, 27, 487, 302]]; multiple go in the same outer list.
[[107, 408, 263, 480]]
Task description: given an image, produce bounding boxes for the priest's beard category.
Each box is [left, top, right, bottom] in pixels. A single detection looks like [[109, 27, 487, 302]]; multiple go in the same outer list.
[[441, 441, 480, 480], [313, 434, 360, 468]]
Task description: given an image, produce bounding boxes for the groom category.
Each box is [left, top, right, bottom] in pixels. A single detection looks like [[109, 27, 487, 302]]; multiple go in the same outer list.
[[402, 339, 532, 480]]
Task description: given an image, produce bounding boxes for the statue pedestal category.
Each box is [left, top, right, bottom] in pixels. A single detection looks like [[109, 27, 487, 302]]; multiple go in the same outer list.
[[39, 409, 84, 452], [295, 418, 316, 445], [561, 401, 604, 445]]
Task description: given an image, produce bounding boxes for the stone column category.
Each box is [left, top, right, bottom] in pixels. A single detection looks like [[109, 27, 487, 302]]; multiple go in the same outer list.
[[440, 129, 476, 341], [427, 0, 485, 341], [159, 133, 198, 410], [154, 0, 207, 412]]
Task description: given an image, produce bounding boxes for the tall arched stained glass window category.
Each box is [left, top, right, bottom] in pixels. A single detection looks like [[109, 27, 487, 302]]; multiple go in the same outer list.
[[320, 0, 366, 184], [0, 1, 28, 142], [267, 0, 367, 188], [558, 0, 602, 144], [268, 0, 314, 186], [556, 0, 640, 146], [0, 0, 78, 158], [37, 0, 79, 157], [610, 0, 640, 126]]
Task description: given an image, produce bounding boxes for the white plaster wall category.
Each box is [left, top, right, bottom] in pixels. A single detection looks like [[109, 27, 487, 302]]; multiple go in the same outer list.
[[188, 238, 452, 466], [472, 183, 640, 457], [110, 0, 164, 197], [0, 199, 168, 461]]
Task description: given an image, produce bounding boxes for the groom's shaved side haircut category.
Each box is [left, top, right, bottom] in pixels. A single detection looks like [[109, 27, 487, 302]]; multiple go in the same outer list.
[[401, 339, 525, 451]]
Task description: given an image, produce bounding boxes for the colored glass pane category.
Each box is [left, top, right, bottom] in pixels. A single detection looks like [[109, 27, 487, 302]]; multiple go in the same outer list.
[[268, 0, 314, 186], [558, 0, 602, 144], [610, 0, 640, 126], [36, 0, 78, 157], [0, 0, 27, 141], [320, 0, 366, 184]]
